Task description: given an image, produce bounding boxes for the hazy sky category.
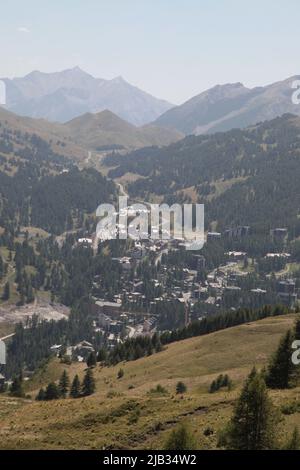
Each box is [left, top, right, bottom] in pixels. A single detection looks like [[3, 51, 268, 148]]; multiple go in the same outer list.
[[0, 0, 299, 104]]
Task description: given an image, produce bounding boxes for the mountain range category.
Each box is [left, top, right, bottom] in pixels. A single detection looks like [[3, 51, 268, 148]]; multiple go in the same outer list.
[[1, 67, 174, 126], [154, 76, 300, 135], [3, 69, 300, 151]]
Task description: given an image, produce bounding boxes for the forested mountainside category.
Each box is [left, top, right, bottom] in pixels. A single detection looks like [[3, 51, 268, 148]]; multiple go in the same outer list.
[[0, 121, 119, 311], [106, 114, 300, 232], [0, 124, 116, 234]]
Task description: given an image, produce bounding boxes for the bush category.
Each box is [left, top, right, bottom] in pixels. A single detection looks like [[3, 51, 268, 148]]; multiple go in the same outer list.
[[128, 409, 141, 425], [164, 423, 197, 450], [149, 384, 168, 395], [281, 402, 300, 415], [203, 426, 214, 436]]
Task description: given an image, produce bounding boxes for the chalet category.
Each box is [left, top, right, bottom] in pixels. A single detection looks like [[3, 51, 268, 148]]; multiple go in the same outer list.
[[78, 238, 93, 245], [226, 251, 247, 260], [265, 252, 291, 259], [207, 232, 221, 242], [50, 344, 63, 355], [73, 340, 95, 360], [251, 288, 267, 295]]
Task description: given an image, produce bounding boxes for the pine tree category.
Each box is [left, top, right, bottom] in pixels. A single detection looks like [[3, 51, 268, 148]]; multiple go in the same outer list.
[[176, 381, 187, 394], [10, 373, 25, 397], [164, 423, 196, 450], [86, 351, 97, 368], [36, 388, 46, 401], [2, 282, 10, 301], [286, 427, 300, 450], [222, 374, 229, 387], [0, 256, 4, 279], [82, 368, 96, 396], [59, 370, 70, 398], [70, 374, 81, 398], [45, 382, 60, 400], [294, 316, 300, 340], [209, 380, 217, 393], [266, 330, 294, 389], [97, 348, 107, 363], [221, 368, 279, 450], [26, 282, 34, 304], [216, 374, 224, 389]]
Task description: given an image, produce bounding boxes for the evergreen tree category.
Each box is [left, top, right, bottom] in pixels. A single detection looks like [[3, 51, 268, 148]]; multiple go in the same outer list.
[[10, 373, 25, 397], [70, 374, 81, 398], [97, 348, 107, 363], [82, 368, 96, 396], [209, 380, 217, 393], [266, 330, 294, 389], [216, 374, 224, 389], [86, 351, 97, 368], [58, 370, 70, 398], [164, 423, 196, 450], [0, 256, 4, 279], [36, 388, 46, 401], [294, 316, 300, 340], [222, 374, 229, 387], [2, 282, 10, 301], [26, 282, 34, 304], [176, 381, 187, 394], [45, 382, 60, 400], [221, 368, 279, 450]]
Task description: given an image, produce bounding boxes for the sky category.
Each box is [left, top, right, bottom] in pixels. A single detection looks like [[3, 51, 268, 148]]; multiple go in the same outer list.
[[0, 0, 299, 104]]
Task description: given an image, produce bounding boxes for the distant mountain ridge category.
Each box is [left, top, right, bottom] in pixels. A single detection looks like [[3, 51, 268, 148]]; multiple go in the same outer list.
[[63, 109, 183, 150], [154, 76, 300, 134], [0, 106, 182, 160], [1, 67, 174, 126]]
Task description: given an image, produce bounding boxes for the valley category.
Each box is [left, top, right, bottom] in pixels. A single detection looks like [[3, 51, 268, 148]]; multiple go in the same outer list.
[[1, 55, 300, 453]]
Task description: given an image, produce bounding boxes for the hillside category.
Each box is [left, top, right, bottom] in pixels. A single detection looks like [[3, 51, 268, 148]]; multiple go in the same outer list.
[[0, 313, 299, 450], [64, 110, 183, 150], [106, 114, 300, 232], [0, 106, 182, 159], [1, 67, 174, 126], [154, 76, 300, 135]]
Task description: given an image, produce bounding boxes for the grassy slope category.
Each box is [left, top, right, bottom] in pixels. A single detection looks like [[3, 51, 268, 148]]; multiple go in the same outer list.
[[0, 313, 300, 449]]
